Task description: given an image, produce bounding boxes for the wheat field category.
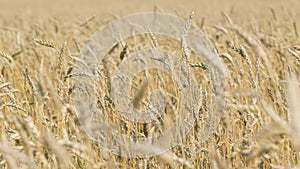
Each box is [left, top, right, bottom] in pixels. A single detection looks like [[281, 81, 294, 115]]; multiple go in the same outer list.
[[0, 0, 300, 168]]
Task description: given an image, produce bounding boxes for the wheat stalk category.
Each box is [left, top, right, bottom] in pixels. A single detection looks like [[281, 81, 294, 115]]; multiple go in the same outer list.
[[0, 50, 13, 62], [181, 11, 194, 63], [34, 38, 56, 49], [80, 15, 96, 27]]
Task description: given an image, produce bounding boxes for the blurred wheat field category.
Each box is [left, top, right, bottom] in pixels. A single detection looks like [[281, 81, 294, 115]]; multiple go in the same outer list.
[[0, 0, 300, 168]]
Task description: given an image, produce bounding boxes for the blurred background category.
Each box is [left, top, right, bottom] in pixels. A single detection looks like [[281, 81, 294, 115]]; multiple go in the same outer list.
[[1, 0, 299, 24]]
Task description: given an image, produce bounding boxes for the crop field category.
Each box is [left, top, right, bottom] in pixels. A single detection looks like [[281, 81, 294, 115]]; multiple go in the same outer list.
[[0, 0, 300, 168]]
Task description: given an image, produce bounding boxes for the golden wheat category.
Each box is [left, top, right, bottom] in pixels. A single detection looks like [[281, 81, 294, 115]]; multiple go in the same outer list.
[[0, 2, 299, 168]]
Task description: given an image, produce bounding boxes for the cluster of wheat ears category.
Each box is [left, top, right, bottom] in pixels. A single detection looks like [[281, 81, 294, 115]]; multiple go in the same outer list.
[[0, 7, 299, 169]]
